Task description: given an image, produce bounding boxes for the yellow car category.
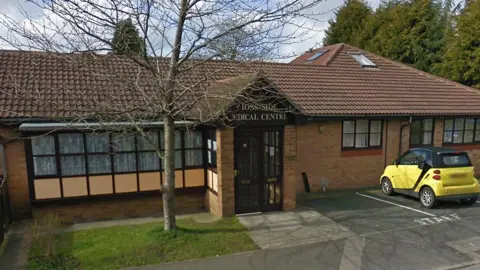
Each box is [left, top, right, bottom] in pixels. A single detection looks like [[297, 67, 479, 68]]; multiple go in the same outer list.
[[380, 147, 480, 208]]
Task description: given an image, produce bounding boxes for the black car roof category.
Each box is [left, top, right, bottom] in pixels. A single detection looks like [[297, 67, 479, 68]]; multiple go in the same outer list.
[[410, 146, 466, 153]]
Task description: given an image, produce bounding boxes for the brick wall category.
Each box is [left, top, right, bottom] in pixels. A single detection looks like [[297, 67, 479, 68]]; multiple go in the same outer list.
[[204, 190, 220, 216], [0, 128, 31, 219], [283, 125, 297, 210], [296, 120, 409, 192], [32, 193, 205, 223], [215, 128, 235, 217]]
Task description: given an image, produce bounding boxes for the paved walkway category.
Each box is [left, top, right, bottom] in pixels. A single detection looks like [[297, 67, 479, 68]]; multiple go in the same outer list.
[[0, 233, 32, 270], [237, 208, 355, 249]]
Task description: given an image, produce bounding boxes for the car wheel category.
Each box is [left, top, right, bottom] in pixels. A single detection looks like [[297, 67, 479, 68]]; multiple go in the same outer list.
[[381, 177, 394, 196], [420, 187, 437, 208], [460, 197, 478, 206]]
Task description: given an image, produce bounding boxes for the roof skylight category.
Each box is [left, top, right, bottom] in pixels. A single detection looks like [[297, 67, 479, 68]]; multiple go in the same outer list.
[[306, 50, 328, 61], [349, 53, 376, 67]]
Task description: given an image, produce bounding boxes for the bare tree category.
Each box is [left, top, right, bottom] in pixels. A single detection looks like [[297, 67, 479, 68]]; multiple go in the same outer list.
[[0, 0, 323, 231]]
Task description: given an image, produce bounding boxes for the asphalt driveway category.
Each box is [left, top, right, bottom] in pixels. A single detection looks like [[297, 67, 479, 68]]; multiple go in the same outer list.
[[300, 188, 480, 270], [134, 188, 480, 270]]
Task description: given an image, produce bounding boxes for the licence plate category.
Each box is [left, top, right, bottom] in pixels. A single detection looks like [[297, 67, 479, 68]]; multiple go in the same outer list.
[[450, 173, 466, 178]]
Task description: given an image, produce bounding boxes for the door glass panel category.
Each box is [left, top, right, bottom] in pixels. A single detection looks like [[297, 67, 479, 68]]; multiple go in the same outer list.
[[275, 185, 281, 203], [269, 184, 275, 204]]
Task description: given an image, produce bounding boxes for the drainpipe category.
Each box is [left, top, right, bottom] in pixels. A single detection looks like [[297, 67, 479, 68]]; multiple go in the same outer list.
[[399, 116, 412, 156], [384, 120, 389, 168]]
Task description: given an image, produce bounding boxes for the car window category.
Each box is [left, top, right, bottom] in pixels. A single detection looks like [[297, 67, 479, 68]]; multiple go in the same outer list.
[[399, 151, 420, 165], [398, 150, 429, 165], [440, 153, 472, 167], [418, 150, 432, 165]]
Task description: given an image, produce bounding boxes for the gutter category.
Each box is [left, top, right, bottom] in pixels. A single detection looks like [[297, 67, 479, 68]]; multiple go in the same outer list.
[[18, 121, 195, 131], [384, 120, 389, 168]]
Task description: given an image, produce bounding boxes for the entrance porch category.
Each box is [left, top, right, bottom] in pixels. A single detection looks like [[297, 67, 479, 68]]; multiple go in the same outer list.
[[205, 126, 298, 217]]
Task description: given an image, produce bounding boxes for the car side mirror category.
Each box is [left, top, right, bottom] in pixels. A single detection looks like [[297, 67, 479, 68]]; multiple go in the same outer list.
[[393, 159, 398, 166]]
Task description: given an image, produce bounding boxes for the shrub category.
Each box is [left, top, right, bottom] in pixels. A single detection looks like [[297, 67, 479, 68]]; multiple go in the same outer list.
[[29, 212, 62, 259]]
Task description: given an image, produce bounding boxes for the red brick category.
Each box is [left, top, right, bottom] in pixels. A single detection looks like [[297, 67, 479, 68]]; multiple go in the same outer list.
[[32, 193, 205, 223]]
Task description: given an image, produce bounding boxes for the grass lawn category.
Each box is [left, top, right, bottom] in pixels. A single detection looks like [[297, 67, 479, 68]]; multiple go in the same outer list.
[[27, 217, 258, 270]]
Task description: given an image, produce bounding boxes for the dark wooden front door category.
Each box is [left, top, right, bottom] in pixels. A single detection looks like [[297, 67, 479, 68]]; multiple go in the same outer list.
[[234, 128, 283, 214]]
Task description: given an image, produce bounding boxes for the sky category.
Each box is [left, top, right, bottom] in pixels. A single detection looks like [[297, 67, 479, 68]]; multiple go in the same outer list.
[[0, 0, 383, 60]]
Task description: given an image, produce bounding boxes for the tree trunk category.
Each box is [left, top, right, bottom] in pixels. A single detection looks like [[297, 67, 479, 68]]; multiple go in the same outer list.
[[162, 114, 176, 231], [161, 0, 187, 231]]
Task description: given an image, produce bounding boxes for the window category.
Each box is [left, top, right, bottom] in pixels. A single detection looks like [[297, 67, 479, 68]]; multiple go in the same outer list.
[[174, 130, 182, 169], [342, 120, 382, 149], [31, 135, 57, 176], [112, 133, 136, 173], [349, 53, 376, 67], [86, 133, 111, 174], [137, 131, 161, 172], [306, 50, 328, 61], [58, 133, 86, 176], [184, 130, 203, 167], [410, 119, 433, 146], [30, 129, 206, 179], [443, 118, 480, 144], [207, 129, 217, 168]]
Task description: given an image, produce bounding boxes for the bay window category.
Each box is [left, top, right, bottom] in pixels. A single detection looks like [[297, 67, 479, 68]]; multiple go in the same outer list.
[[184, 130, 203, 167], [30, 129, 205, 178], [342, 120, 382, 149], [206, 129, 217, 168]]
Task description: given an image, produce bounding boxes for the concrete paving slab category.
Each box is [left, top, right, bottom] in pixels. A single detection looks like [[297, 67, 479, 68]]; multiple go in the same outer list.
[[238, 209, 354, 249], [447, 237, 480, 254], [263, 212, 298, 222], [236, 214, 267, 229], [265, 219, 302, 231]]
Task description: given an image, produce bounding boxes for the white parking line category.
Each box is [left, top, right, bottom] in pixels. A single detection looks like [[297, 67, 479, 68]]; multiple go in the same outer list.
[[356, 192, 437, 217]]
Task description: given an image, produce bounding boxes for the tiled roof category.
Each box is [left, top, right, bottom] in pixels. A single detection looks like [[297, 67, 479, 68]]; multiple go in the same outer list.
[[1, 44, 480, 119]]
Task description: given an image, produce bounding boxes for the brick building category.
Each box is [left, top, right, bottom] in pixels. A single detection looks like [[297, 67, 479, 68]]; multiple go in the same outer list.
[[2, 43, 480, 222]]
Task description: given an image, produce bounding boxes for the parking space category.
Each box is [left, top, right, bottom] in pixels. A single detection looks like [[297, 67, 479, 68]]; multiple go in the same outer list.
[[300, 190, 438, 235], [365, 189, 480, 225], [299, 189, 480, 269]]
